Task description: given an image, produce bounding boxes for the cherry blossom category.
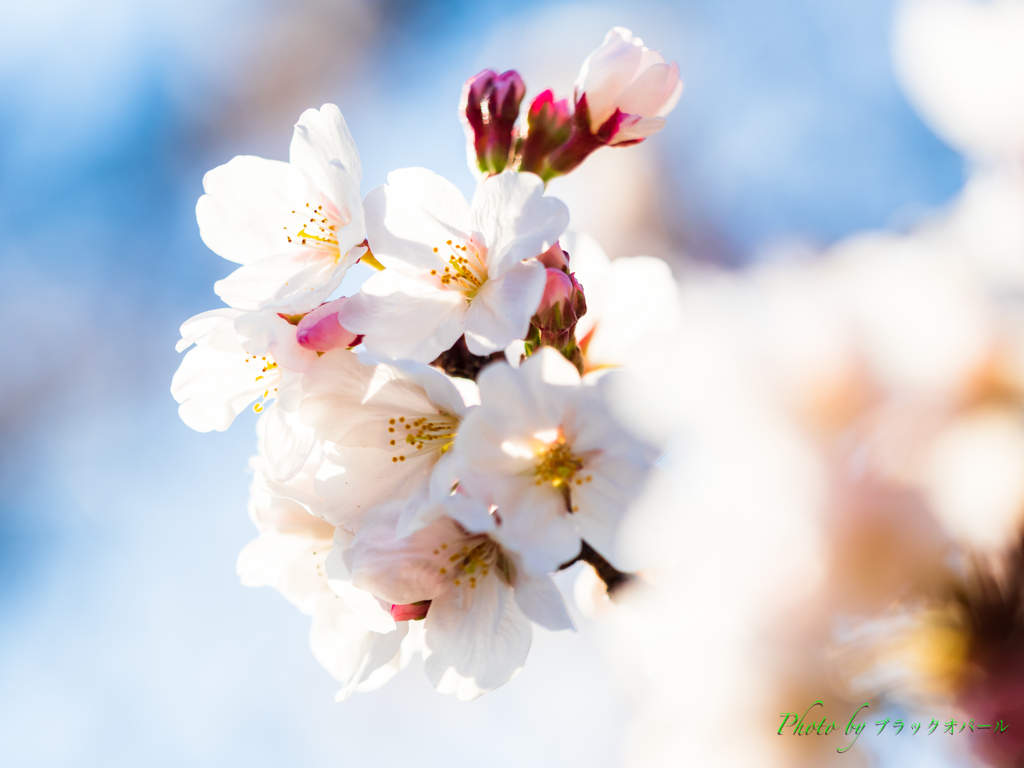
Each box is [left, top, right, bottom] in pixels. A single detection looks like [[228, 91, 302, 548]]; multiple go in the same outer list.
[[455, 347, 656, 573], [338, 169, 569, 361], [237, 450, 415, 700], [301, 349, 478, 532], [335, 495, 573, 700], [197, 104, 366, 313]]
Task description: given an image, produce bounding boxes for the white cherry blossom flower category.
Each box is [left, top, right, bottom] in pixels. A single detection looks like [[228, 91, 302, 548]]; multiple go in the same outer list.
[[197, 104, 366, 313], [338, 169, 569, 362], [455, 347, 656, 573], [301, 349, 478, 532], [171, 308, 319, 480], [575, 27, 683, 145], [237, 451, 414, 700], [335, 495, 573, 700]]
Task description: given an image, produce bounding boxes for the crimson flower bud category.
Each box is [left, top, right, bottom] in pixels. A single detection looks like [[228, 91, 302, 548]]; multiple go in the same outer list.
[[460, 69, 526, 176], [519, 90, 573, 180]]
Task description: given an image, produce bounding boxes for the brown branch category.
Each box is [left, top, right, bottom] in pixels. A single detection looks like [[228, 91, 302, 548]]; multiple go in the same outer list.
[[559, 540, 634, 596]]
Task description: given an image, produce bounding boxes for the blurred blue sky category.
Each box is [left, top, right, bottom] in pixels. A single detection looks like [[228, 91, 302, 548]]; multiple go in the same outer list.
[[0, 0, 967, 765]]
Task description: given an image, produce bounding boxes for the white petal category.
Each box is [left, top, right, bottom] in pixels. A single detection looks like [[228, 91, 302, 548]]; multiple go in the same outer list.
[[214, 251, 347, 313], [237, 529, 331, 616], [170, 327, 263, 431], [196, 156, 312, 265], [464, 260, 546, 355], [422, 575, 532, 700], [468, 172, 569, 280], [175, 308, 242, 352], [364, 168, 472, 278], [512, 564, 575, 632], [261, 401, 316, 483], [337, 270, 467, 363], [310, 592, 406, 699], [489, 477, 581, 574], [289, 103, 362, 188]]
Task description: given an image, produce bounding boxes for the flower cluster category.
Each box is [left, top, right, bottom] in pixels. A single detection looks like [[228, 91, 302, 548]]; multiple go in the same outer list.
[[172, 28, 681, 700]]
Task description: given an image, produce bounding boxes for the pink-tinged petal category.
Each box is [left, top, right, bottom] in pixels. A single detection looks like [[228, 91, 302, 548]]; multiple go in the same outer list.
[[391, 601, 431, 621], [236, 529, 330, 616], [538, 268, 575, 314], [345, 504, 468, 605], [614, 61, 683, 119], [538, 241, 569, 270], [234, 311, 318, 372], [464, 259, 547, 355], [422, 573, 532, 700], [576, 27, 645, 129], [607, 115, 667, 145], [296, 298, 360, 352]]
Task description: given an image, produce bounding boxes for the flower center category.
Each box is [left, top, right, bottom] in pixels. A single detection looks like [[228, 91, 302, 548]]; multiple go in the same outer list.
[[431, 535, 513, 589], [283, 199, 351, 263], [386, 412, 460, 464], [245, 354, 280, 413], [429, 238, 488, 300], [534, 435, 585, 489]]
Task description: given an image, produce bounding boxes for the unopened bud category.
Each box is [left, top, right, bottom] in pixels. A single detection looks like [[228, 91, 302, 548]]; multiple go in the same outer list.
[[533, 268, 587, 350], [296, 298, 361, 352], [460, 69, 526, 176], [519, 90, 573, 180], [391, 601, 431, 621]]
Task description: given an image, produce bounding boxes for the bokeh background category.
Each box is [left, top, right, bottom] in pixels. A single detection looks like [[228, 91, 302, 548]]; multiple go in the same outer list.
[[2, 0, 1019, 765]]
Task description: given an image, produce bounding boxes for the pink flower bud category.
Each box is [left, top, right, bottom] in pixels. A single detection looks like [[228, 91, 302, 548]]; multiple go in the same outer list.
[[390, 601, 431, 622], [295, 298, 360, 352], [539, 268, 574, 314], [460, 69, 526, 175], [538, 241, 569, 270]]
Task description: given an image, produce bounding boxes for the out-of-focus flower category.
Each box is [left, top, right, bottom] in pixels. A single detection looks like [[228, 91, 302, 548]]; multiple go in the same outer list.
[[460, 69, 526, 176], [237, 450, 415, 701], [895, 0, 1024, 162], [301, 349, 477, 532], [198, 104, 366, 313], [839, 537, 1024, 767], [456, 347, 654, 572], [295, 297, 361, 353], [339, 169, 568, 361], [338, 495, 572, 700], [171, 308, 319, 480]]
